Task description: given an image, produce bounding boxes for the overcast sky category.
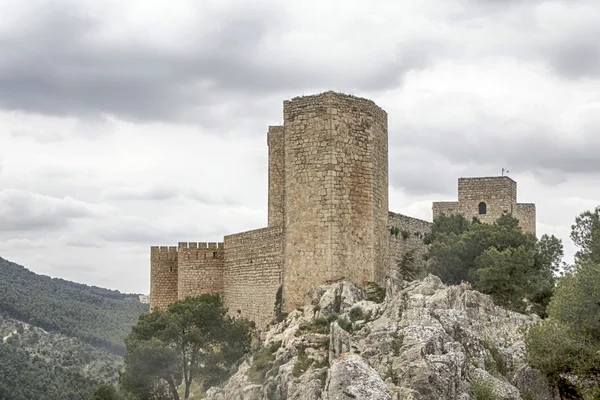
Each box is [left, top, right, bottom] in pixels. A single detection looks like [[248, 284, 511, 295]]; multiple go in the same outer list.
[[1, 0, 599, 294]]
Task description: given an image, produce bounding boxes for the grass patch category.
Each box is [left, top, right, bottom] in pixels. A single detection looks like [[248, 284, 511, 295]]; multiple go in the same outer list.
[[470, 380, 501, 400], [246, 341, 282, 384], [292, 348, 314, 378], [336, 316, 353, 333], [482, 338, 507, 378], [296, 314, 338, 336], [391, 333, 404, 356]]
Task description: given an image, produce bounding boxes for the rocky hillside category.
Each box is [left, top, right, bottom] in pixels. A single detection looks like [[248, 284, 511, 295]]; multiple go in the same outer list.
[[205, 275, 557, 400]]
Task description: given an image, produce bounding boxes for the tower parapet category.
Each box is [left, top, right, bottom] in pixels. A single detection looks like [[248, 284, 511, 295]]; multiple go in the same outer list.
[[177, 242, 225, 301]]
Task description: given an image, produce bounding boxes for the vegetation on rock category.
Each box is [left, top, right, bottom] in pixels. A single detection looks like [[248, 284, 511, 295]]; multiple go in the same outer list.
[[424, 213, 562, 316]]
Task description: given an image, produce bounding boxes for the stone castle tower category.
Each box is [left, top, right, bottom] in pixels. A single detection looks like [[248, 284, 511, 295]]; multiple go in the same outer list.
[[150, 91, 536, 328], [432, 176, 536, 234]]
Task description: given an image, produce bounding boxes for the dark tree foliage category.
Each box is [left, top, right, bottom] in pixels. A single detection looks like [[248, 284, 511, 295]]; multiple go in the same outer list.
[[0, 257, 149, 354], [91, 384, 124, 400], [120, 294, 252, 400], [425, 213, 562, 315], [526, 207, 600, 398], [0, 343, 100, 400]]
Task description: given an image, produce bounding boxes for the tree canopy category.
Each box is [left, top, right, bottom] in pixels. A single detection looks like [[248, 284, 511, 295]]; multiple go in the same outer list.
[[424, 213, 563, 316], [120, 294, 252, 400], [526, 208, 600, 398]]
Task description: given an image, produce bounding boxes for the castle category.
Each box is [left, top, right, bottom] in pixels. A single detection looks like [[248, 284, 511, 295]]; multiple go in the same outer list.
[[150, 91, 536, 328]]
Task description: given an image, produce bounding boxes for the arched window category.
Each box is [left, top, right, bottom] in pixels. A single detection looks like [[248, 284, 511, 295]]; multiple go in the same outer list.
[[478, 202, 487, 215]]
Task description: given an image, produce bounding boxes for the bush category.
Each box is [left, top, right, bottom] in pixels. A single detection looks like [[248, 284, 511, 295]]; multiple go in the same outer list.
[[349, 307, 364, 322], [247, 341, 282, 384], [470, 380, 501, 400], [364, 281, 385, 303]]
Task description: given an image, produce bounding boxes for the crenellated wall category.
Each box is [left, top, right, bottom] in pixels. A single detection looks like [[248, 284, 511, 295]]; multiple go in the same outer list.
[[388, 212, 432, 276], [148, 92, 537, 332], [177, 242, 225, 301], [223, 227, 283, 328], [150, 246, 178, 310]]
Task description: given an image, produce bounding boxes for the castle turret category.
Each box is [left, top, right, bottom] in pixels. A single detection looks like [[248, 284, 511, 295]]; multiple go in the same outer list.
[[150, 246, 178, 310], [281, 91, 389, 311]]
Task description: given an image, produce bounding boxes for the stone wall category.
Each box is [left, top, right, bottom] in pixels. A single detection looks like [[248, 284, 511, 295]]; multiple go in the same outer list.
[[514, 203, 536, 235], [388, 212, 432, 276], [431, 201, 459, 220], [223, 227, 283, 328], [177, 242, 225, 301], [150, 246, 178, 310], [267, 126, 285, 228], [281, 91, 388, 312]]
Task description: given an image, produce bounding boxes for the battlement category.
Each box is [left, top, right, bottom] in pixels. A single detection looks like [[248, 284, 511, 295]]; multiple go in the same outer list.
[[151, 246, 177, 253], [283, 91, 388, 125], [149, 91, 537, 329], [177, 242, 224, 250]]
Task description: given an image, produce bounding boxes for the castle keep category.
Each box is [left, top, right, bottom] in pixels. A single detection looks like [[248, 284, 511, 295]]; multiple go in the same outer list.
[[432, 176, 536, 234], [150, 91, 536, 328]]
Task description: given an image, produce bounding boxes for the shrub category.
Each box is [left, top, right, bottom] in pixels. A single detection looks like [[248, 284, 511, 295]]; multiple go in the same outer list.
[[349, 307, 364, 322], [247, 341, 282, 384], [364, 281, 385, 303], [470, 380, 501, 400]]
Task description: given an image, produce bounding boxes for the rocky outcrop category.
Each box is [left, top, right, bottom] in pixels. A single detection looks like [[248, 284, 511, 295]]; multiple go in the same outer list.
[[206, 276, 557, 400]]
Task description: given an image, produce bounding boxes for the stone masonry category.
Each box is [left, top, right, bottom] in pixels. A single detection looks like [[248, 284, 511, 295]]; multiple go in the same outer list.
[[149, 91, 537, 329], [432, 176, 536, 234]]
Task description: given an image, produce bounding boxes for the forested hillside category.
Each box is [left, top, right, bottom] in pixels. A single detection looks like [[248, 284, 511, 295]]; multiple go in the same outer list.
[[0, 257, 149, 354], [0, 315, 123, 400]]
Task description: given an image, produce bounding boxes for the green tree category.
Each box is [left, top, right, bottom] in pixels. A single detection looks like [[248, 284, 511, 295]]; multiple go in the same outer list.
[[526, 261, 600, 395], [426, 213, 561, 315], [120, 294, 252, 400], [571, 206, 600, 264], [91, 384, 123, 400], [397, 250, 420, 281], [526, 207, 600, 397]]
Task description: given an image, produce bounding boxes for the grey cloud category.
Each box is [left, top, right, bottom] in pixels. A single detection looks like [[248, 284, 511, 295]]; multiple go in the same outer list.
[[94, 218, 227, 244], [100, 184, 239, 205], [388, 146, 467, 196], [62, 239, 106, 248], [391, 93, 600, 183], [542, 34, 600, 80], [0, 189, 110, 232], [0, 2, 442, 125]]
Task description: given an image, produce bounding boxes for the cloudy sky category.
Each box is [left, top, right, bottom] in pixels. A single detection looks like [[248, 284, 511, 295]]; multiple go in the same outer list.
[[1, 0, 599, 294]]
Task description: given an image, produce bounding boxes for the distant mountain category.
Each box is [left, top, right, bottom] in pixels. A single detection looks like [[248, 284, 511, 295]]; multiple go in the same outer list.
[[0, 256, 150, 399], [0, 257, 149, 355]]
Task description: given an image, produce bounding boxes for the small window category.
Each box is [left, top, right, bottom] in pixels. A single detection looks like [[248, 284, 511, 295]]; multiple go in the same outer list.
[[213, 252, 218, 259], [478, 202, 487, 215]]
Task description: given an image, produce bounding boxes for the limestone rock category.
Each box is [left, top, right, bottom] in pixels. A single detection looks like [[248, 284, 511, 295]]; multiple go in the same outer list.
[[206, 275, 555, 400], [324, 354, 391, 400]]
